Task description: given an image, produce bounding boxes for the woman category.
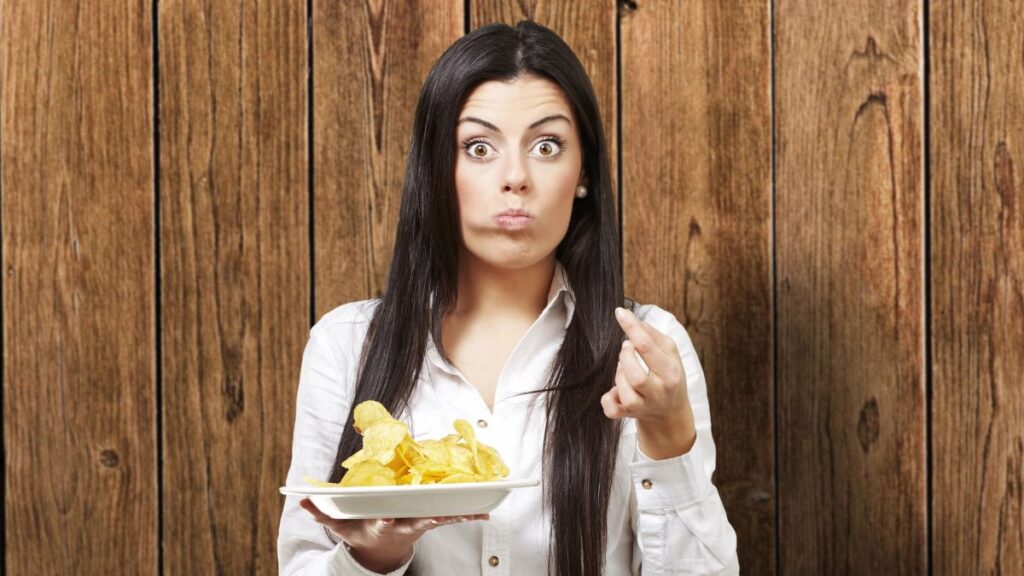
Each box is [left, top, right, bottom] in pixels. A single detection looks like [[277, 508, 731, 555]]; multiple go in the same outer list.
[[278, 20, 739, 575]]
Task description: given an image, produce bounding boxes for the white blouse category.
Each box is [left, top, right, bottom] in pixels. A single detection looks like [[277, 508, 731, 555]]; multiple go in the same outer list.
[[277, 261, 740, 575]]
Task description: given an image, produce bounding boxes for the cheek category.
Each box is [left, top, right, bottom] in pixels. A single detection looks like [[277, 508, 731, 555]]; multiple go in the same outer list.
[[538, 168, 578, 220], [454, 168, 487, 223]]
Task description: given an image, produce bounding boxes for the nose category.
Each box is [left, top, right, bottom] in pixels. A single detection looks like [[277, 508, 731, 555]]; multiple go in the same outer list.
[[502, 153, 529, 194]]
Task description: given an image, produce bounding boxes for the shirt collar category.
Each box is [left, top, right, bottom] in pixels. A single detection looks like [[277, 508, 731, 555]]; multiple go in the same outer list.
[[548, 259, 576, 330]]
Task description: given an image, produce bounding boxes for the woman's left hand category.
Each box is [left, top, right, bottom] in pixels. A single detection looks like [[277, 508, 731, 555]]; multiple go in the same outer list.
[[602, 306, 697, 459]]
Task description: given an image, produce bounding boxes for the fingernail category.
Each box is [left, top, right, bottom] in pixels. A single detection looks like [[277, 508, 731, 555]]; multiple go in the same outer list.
[[614, 307, 626, 319]]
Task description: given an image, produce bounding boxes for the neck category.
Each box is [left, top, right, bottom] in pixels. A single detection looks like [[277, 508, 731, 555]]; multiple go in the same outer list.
[[452, 251, 557, 321]]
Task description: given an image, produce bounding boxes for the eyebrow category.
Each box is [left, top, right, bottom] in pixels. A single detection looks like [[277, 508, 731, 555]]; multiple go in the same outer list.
[[456, 113, 572, 133]]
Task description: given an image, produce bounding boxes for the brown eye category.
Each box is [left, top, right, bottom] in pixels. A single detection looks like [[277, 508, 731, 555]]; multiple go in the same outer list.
[[532, 138, 564, 158], [464, 140, 494, 160]]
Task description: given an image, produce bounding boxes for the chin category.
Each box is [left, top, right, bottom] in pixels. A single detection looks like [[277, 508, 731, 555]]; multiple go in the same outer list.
[[464, 243, 551, 270]]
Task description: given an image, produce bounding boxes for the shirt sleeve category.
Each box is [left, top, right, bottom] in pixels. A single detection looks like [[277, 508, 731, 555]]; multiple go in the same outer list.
[[627, 309, 740, 575], [277, 322, 416, 575]]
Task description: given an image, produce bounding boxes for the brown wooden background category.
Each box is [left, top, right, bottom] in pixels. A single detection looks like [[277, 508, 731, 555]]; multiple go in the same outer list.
[[2, 1, 1021, 574]]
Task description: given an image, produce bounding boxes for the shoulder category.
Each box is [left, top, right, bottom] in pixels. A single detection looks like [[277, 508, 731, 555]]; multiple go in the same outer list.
[[308, 298, 383, 364], [313, 298, 381, 331]]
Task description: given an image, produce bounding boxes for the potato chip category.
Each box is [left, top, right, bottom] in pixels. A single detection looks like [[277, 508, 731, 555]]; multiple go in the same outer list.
[[340, 460, 396, 487], [438, 472, 479, 484], [304, 400, 512, 487], [352, 400, 393, 433], [476, 444, 510, 478], [341, 419, 409, 468]]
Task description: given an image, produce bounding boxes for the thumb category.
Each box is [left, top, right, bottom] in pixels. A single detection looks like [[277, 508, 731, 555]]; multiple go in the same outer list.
[[370, 517, 397, 536]]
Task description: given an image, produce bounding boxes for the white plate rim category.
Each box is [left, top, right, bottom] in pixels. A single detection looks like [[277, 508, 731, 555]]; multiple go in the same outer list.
[[279, 477, 538, 497]]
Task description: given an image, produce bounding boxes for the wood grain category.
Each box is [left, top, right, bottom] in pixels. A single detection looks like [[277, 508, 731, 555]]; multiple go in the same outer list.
[[4, 1, 1022, 572], [472, 1, 619, 215], [158, 1, 309, 574], [313, 1, 462, 313], [776, 0, 926, 572], [620, 0, 774, 572], [930, 1, 1024, 572], [1, 1, 156, 573]]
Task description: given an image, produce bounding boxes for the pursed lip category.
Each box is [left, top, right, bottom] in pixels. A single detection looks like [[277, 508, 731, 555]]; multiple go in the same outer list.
[[494, 208, 533, 218], [493, 209, 534, 229]]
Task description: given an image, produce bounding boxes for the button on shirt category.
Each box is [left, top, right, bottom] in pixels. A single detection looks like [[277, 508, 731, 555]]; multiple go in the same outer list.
[[277, 260, 740, 575]]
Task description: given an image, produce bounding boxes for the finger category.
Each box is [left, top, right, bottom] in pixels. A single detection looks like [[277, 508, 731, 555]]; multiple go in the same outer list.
[[299, 498, 360, 535], [401, 514, 489, 534], [299, 498, 335, 524], [401, 517, 444, 533], [614, 308, 677, 377], [437, 513, 489, 523], [601, 387, 625, 419], [616, 307, 679, 352], [614, 367, 644, 413], [619, 341, 650, 387], [603, 363, 630, 414]]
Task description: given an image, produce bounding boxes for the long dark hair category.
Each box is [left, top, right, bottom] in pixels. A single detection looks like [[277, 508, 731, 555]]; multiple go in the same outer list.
[[326, 20, 635, 575]]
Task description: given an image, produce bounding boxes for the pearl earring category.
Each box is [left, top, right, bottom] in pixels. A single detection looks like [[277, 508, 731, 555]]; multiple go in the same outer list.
[[575, 185, 587, 198]]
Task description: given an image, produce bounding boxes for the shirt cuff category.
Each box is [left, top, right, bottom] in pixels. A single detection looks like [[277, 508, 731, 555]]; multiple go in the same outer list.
[[333, 540, 415, 576], [628, 434, 712, 510]]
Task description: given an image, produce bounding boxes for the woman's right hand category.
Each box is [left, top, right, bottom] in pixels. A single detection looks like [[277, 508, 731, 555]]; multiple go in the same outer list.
[[299, 497, 489, 573]]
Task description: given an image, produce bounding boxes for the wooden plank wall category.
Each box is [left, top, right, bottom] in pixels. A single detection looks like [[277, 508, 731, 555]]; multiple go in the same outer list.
[[157, 2, 308, 574], [2, 1, 157, 574], [930, 1, 1024, 573], [2, 1, 1020, 574], [776, 1, 927, 573], [619, 0, 774, 570]]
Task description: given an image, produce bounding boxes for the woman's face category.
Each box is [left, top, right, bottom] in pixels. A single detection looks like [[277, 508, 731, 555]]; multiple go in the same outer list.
[[454, 74, 585, 270]]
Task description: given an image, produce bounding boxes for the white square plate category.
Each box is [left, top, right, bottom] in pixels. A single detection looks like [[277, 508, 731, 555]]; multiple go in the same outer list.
[[280, 478, 540, 519]]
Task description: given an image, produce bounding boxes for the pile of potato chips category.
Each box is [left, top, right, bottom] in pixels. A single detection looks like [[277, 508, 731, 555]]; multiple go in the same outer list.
[[304, 400, 510, 487]]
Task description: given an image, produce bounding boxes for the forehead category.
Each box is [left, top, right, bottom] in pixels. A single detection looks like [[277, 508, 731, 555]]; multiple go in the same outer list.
[[458, 75, 572, 129]]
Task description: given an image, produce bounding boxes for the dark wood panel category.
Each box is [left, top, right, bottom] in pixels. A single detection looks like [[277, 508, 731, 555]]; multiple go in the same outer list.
[[158, 1, 309, 574], [471, 1, 619, 215], [1, 1, 156, 573], [313, 1, 462, 312], [776, 0, 926, 572], [619, 1, 774, 572], [930, 1, 1024, 572]]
